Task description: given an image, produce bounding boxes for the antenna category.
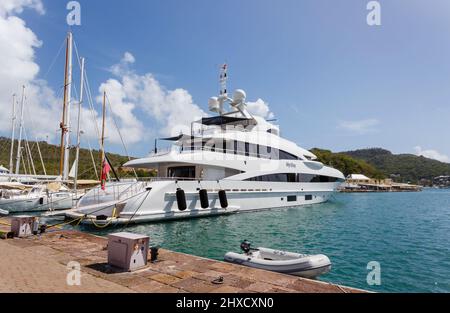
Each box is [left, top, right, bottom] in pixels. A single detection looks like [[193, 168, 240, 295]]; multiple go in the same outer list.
[[219, 63, 228, 98]]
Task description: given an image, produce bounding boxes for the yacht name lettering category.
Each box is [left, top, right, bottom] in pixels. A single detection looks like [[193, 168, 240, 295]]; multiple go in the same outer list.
[[286, 162, 296, 168], [176, 297, 210, 311]]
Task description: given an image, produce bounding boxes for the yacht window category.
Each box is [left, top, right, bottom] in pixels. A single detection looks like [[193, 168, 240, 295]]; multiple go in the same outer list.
[[279, 150, 298, 160], [249, 144, 258, 157], [270, 148, 279, 160], [167, 166, 196, 179], [298, 174, 342, 183], [226, 140, 234, 154], [234, 141, 238, 155], [287, 195, 297, 202], [245, 173, 290, 182], [245, 142, 250, 157], [237, 141, 245, 156], [260, 145, 271, 159], [246, 173, 343, 183], [287, 173, 297, 182], [305, 195, 313, 201]]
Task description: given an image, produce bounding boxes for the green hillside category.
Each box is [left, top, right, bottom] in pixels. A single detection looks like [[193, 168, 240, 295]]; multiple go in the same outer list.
[[310, 148, 386, 179], [0, 137, 153, 179], [341, 148, 450, 183]]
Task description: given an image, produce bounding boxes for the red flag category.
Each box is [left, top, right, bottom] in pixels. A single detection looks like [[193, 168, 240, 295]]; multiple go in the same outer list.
[[101, 158, 111, 190]]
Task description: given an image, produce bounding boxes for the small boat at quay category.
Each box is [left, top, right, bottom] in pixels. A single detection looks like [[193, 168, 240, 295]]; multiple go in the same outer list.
[[0, 183, 79, 213], [0, 208, 8, 216], [224, 241, 331, 279]]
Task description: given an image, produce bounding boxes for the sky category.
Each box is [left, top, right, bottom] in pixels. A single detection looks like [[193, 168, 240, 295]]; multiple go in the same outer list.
[[0, 0, 449, 162]]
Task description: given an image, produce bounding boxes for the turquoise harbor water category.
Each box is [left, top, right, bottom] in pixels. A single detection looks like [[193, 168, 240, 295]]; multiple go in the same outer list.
[[59, 188, 449, 292]]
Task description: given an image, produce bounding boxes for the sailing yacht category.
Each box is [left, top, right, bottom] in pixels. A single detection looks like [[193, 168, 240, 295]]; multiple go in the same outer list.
[[0, 184, 75, 213], [0, 32, 91, 212], [66, 69, 345, 226]]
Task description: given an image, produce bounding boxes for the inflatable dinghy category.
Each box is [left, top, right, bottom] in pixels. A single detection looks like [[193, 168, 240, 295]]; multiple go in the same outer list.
[[224, 241, 331, 279]]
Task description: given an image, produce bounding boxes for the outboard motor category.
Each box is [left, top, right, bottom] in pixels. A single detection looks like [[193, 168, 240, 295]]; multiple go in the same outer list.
[[240, 240, 252, 254]]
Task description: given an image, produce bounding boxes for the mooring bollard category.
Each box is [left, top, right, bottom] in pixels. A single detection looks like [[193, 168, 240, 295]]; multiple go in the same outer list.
[[150, 246, 160, 263]]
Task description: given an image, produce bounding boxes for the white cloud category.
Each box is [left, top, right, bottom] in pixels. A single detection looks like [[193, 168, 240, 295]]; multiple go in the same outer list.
[[100, 52, 206, 138], [338, 118, 380, 134], [246, 98, 274, 119], [414, 146, 449, 163], [109, 51, 135, 76], [0, 5, 205, 157], [0, 0, 44, 17], [96, 78, 147, 145], [0, 0, 62, 142], [122, 52, 135, 64]]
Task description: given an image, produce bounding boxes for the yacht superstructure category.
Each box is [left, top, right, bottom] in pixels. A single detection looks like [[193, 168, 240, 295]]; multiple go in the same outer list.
[[65, 68, 345, 226]]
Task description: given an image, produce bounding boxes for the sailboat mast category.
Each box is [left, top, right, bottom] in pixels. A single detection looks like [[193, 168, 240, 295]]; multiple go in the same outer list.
[[59, 32, 71, 178], [9, 94, 16, 175], [100, 91, 106, 174], [63, 32, 73, 181], [74, 57, 85, 191], [15, 86, 25, 175]]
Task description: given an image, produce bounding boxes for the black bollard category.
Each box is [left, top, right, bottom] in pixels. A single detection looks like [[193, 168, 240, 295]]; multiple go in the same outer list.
[[150, 246, 159, 262]]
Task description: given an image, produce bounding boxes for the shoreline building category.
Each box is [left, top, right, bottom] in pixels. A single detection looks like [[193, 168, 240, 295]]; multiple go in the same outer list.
[[340, 174, 421, 192]]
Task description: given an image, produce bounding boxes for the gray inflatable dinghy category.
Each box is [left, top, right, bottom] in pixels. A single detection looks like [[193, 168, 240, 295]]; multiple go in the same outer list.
[[224, 241, 331, 279]]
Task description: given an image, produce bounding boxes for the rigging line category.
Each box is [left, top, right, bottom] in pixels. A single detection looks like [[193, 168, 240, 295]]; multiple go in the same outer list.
[[86, 137, 99, 180], [73, 65, 102, 181], [22, 125, 36, 176], [24, 97, 47, 175], [74, 38, 113, 181], [42, 38, 67, 80], [20, 146, 27, 175], [105, 93, 138, 179], [84, 68, 102, 143], [73, 38, 101, 145]]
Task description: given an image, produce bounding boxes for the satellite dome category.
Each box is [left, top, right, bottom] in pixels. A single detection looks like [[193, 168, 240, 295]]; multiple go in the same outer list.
[[233, 89, 247, 104], [208, 97, 220, 113]]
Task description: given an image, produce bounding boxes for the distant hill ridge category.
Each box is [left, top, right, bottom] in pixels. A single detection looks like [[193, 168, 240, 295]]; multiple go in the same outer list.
[[340, 148, 450, 183]]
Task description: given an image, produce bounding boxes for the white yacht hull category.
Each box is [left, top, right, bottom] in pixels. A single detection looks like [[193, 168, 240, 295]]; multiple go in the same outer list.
[[66, 180, 339, 226], [0, 193, 79, 213]]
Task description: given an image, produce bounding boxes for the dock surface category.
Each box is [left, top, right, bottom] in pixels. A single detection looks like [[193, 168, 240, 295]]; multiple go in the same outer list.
[[0, 220, 365, 293]]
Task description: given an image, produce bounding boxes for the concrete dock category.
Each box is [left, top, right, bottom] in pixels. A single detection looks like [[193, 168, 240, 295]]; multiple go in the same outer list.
[[0, 219, 365, 293]]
